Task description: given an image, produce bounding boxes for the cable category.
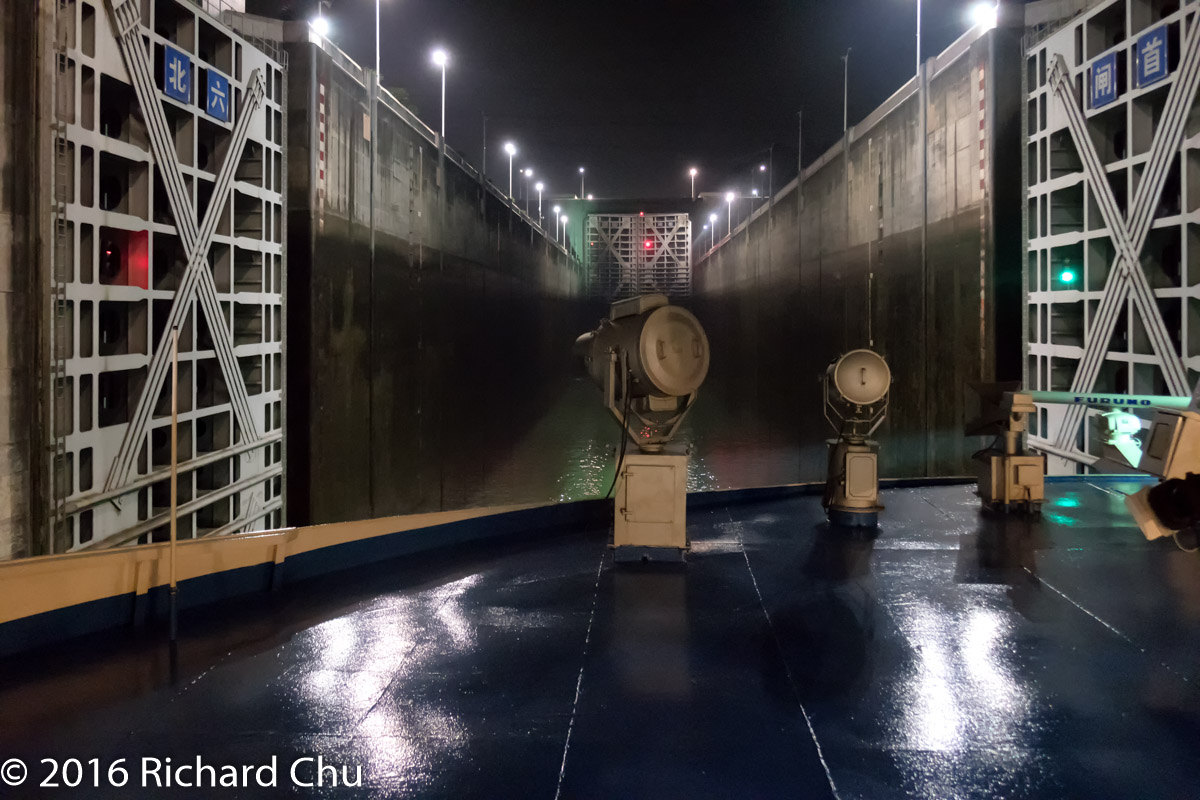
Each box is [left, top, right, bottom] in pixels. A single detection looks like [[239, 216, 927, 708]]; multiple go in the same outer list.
[[605, 369, 634, 500], [822, 417, 850, 511]]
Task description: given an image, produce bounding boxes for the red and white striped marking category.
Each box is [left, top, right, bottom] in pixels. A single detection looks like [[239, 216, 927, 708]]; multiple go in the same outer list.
[[978, 66, 987, 192], [978, 64, 988, 374], [318, 83, 327, 202]]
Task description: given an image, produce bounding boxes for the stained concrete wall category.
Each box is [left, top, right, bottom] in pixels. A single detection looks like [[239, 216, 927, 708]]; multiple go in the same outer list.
[[688, 24, 1024, 486], [283, 33, 597, 526], [0, 3, 52, 559]]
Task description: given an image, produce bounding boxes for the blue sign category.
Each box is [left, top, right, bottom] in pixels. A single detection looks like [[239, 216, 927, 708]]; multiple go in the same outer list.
[[1136, 25, 1170, 88], [205, 69, 231, 122], [163, 44, 191, 103], [1090, 51, 1119, 109]]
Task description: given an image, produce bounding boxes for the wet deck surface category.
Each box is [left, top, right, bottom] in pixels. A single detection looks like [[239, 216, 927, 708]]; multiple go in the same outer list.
[[4, 480, 1200, 798]]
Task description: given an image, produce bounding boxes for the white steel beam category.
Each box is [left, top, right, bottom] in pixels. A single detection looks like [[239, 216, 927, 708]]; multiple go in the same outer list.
[[1045, 24, 1200, 453], [104, 0, 264, 493]]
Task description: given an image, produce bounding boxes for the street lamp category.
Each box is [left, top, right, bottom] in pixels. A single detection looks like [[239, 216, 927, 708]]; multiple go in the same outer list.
[[689, 167, 698, 200], [553, 204, 561, 240], [724, 191, 735, 235], [535, 181, 544, 226], [431, 48, 449, 139], [578, 166, 585, 198], [504, 142, 516, 198], [586, 194, 593, 201], [310, 15, 330, 37], [523, 168, 533, 214], [969, 2, 998, 31], [709, 212, 718, 248], [561, 215, 568, 249]]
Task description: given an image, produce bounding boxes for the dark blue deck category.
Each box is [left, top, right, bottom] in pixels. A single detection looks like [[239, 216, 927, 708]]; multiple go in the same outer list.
[[3, 481, 1200, 798]]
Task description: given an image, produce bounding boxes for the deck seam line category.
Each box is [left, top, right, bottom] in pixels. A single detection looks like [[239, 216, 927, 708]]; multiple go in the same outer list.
[[552, 544, 606, 800], [1025, 567, 1191, 686], [727, 510, 842, 800]]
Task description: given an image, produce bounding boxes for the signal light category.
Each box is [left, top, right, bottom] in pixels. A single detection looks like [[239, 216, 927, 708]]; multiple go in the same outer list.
[[644, 240, 653, 248], [1060, 269, 1076, 284], [639, 211, 644, 217]]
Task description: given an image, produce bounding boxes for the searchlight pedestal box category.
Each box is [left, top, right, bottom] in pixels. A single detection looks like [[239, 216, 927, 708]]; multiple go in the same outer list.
[[613, 447, 689, 562]]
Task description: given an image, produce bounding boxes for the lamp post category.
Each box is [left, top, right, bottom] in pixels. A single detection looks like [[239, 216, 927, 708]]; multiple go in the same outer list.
[[916, 0, 921, 74], [553, 205, 561, 240], [689, 167, 698, 200], [535, 181, 544, 226], [578, 166, 585, 198], [725, 191, 735, 236], [431, 48, 448, 139], [523, 168, 533, 214], [504, 142, 516, 198], [709, 212, 717, 248], [842, 48, 852, 134], [561, 215, 568, 249]]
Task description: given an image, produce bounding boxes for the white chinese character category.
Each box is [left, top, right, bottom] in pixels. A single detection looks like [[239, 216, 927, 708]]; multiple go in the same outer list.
[[1094, 62, 1113, 99], [210, 81, 226, 115], [1143, 34, 1164, 77], [167, 56, 187, 95]]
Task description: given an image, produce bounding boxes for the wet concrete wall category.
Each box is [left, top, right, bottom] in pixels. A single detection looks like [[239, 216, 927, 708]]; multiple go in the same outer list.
[[688, 25, 1024, 486], [283, 35, 599, 525], [0, 4, 51, 558]]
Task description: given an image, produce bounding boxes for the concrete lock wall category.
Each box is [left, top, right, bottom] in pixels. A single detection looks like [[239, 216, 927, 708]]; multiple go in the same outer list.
[[0, 4, 54, 559], [688, 24, 1024, 485], [283, 32, 596, 526]]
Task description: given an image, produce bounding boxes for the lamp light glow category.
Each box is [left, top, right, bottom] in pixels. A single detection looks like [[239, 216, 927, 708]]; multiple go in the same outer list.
[[431, 48, 448, 67], [969, 2, 998, 31], [1060, 269, 1077, 284], [311, 15, 330, 37]]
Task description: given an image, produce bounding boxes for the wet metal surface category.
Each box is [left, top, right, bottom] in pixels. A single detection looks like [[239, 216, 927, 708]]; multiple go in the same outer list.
[[3, 481, 1200, 798]]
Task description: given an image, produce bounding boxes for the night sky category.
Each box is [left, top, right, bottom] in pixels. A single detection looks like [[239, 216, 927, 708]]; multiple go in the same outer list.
[[319, 0, 1009, 201]]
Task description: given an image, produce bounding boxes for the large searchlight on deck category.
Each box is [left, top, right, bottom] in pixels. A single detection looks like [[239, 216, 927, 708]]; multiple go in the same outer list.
[[576, 294, 709, 561], [822, 349, 891, 527]]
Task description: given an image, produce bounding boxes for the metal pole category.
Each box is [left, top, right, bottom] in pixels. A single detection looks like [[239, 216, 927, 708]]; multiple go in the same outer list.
[[580, 170, 585, 198], [768, 144, 774, 203], [481, 114, 487, 181], [537, 188, 542, 226], [798, 110, 803, 202], [168, 325, 179, 642], [691, 173, 695, 200], [843, 48, 851, 134], [368, 68, 378, 515], [710, 225, 714, 249], [916, 0, 922, 75], [440, 63, 446, 138], [727, 202, 731, 236], [555, 214, 559, 240], [508, 154, 513, 198]]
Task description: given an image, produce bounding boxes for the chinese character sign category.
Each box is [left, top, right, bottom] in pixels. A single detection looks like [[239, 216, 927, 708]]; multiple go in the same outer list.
[[1090, 52, 1119, 109], [1136, 25, 1169, 88], [206, 69, 231, 122], [163, 44, 191, 103]]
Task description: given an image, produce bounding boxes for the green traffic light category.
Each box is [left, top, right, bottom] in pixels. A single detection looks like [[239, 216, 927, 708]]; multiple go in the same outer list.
[[1060, 269, 1076, 284]]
